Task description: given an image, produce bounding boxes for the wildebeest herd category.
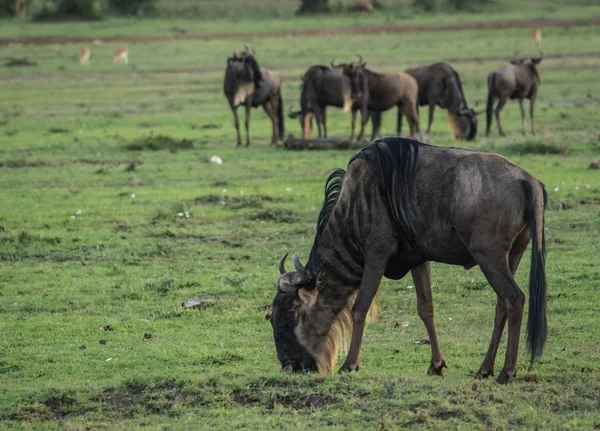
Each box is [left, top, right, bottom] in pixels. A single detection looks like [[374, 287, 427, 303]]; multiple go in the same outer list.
[[224, 44, 548, 385], [224, 45, 543, 146]]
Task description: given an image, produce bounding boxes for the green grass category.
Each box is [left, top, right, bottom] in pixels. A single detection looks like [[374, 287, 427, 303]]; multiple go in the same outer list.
[[1, 6, 600, 430]]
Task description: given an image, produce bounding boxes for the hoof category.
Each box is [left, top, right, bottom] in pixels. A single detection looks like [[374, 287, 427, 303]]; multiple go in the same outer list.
[[338, 363, 359, 373], [475, 369, 494, 379], [496, 369, 515, 385], [427, 359, 447, 377]]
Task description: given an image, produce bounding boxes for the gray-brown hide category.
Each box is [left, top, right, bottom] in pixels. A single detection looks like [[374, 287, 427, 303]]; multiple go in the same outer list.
[[402, 62, 478, 140], [223, 48, 284, 147], [288, 65, 381, 140], [335, 57, 421, 141], [271, 137, 548, 385], [485, 54, 542, 137]]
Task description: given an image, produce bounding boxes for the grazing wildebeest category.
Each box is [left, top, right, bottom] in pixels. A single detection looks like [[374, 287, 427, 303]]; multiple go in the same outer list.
[[223, 47, 284, 147], [485, 53, 543, 137], [334, 56, 421, 141], [271, 137, 547, 385], [288, 65, 381, 140], [401, 62, 479, 140]]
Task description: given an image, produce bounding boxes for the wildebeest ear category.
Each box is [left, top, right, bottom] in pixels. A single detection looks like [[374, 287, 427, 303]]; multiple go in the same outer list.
[[297, 285, 319, 306]]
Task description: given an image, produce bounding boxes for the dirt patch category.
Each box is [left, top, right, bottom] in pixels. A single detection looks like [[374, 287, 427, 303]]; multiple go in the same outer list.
[[0, 160, 51, 168], [2, 17, 599, 46], [4, 57, 37, 67], [125, 135, 194, 152], [94, 378, 207, 417], [232, 389, 339, 410], [250, 208, 298, 223]]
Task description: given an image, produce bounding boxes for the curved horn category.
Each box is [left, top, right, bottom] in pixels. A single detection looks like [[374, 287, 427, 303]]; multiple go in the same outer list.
[[293, 252, 305, 273], [330, 58, 339, 68], [356, 53, 363, 63], [278, 271, 312, 292], [279, 253, 289, 275], [244, 43, 250, 52]]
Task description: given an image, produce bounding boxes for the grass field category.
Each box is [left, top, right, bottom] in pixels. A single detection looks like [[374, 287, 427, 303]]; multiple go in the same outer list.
[[1, 4, 600, 429]]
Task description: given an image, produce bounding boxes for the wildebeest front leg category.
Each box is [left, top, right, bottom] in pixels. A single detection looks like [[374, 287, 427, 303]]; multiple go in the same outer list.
[[322, 106, 328, 138], [356, 107, 368, 142], [350, 109, 357, 140], [494, 96, 508, 137], [411, 262, 447, 376], [518, 99, 526, 135], [232, 107, 242, 147], [339, 261, 387, 373], [244, 102, 252, 147]]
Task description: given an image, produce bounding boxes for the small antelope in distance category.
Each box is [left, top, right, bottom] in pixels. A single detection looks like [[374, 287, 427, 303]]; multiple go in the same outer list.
[[80, 47, 91, 65], [113, 47, 129, 64], [15, 0, 26, 18], [532, 29, 542, 49]]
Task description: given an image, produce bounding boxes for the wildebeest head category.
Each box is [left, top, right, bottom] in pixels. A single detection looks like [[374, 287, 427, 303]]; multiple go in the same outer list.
[[448, 107, 478, 141], [510, 52, 543, 84], [270, 253, 319, 373], [332, 54, 366, 100], [226, 45, 263, 88]]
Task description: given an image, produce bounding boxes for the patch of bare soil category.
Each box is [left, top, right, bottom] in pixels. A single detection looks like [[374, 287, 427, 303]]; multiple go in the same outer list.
[[232, 388, 339, 410], [1, 17, 599, 46]]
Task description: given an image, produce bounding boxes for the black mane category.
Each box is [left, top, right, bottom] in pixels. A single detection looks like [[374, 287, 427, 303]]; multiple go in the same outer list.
[[350, 137, 421, 250], [451, 69, 468, 108], [306, 169, 346, 275], [243, 54, 264, 88]]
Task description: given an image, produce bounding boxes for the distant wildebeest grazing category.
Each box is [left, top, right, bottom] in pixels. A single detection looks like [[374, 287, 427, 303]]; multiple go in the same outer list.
[[271, 137, 547, 385], [334, 56, 421, 141], [288, 65, 381, 140], [486, 53, 543, 137], [224, 46, 284, 147], [401, 62, 479, 141]]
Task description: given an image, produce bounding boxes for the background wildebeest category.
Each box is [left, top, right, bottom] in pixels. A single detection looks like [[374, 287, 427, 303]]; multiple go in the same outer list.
[[288, 65, 381, 140], [334, 56, 421, 141], [271, 137, 547, 385], [486, 52, 543, 137], [223, 46, 284, 147], [401, 62, 479, 141]]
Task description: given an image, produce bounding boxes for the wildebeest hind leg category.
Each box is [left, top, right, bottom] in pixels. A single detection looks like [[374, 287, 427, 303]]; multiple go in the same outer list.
[[411, 262, 447, 376], [339, 260, 387, 373], [322, 107, 328, 138], [518, 99, 526, 135], [475, 254, 526, 384], [530, 97, 536, 135], [494, 96, 508, 137], [476, 295, 507, 378], [262, 101, 278, 146]]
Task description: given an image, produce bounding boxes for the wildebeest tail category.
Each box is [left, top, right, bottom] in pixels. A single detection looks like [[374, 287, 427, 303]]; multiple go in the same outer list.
[[278, 92, 285, 140], [486, 73, 496, 133], [523, 180, 548, 370]]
